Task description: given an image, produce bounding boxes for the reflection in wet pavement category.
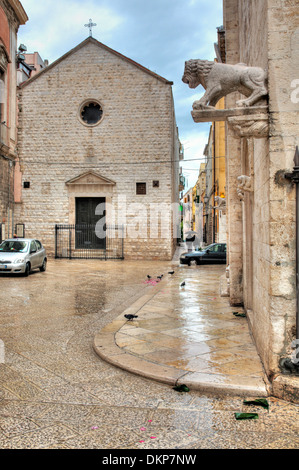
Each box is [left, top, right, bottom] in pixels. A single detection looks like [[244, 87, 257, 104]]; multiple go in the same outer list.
[[0, 259, 298, 449], [98, 265, 268, 396]]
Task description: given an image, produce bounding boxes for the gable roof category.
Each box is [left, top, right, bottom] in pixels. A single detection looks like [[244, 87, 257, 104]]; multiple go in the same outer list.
[[19, 37, 173, 88]]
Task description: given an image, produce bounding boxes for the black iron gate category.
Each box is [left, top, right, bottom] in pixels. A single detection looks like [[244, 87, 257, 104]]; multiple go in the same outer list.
[[55, 224, 124, 260]]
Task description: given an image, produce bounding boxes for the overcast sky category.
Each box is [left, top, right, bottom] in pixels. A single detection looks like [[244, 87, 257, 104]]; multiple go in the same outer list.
[[18, 0, 223, 191]]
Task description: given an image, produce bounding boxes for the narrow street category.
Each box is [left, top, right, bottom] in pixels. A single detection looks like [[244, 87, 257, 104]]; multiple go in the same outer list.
[[0, 259, 298, 449]]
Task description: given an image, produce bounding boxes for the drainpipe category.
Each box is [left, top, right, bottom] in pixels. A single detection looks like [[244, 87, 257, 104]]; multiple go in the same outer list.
[[2, 155, 15, 238], [8, 159, 15, 238], [280, 146, 299, 374]]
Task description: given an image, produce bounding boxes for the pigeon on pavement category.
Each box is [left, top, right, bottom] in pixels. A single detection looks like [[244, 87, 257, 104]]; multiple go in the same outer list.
[[124, 314, 138, 321]]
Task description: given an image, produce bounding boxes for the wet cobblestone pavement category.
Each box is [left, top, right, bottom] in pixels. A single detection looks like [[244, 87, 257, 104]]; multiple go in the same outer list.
[[0, 259, 298, 449], [95, 267, 268, 397]]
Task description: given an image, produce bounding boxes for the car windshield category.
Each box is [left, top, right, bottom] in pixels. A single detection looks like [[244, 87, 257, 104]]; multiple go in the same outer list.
[[0, 241, 28, 253], [204, 244, 226, 252]]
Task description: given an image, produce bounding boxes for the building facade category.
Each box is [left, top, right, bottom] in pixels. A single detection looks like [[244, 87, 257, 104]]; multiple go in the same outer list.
[[184, 0, 299, 400], [15, 37, 181, 260], [222, 0, 298, 400], [0, 0, 27, 241], [23, 51, 48, 78], [213, 99, 226, 244], [194, 163, 206, 245], [202, 100, 226, 247], [182, 187, 193, 239]]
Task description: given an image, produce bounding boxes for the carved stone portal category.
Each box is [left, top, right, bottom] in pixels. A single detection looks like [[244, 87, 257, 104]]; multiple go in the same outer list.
[[182, 59, 268, 110]]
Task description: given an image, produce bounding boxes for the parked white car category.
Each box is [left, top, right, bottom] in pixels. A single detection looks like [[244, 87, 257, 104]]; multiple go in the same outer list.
[[0, 238, 47, 276]]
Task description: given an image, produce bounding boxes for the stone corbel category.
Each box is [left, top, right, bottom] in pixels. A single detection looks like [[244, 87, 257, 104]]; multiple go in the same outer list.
[[237, 175, 253, 201], [227, 113, 269, 138]]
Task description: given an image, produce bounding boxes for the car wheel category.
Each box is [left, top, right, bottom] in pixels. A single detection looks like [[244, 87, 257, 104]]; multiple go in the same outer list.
[[24, 263, 30, 277], [196, 258, 201, 265], [40, 259, 47, 272]]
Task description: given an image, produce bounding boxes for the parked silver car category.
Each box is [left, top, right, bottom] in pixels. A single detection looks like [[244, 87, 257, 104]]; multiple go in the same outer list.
[[0, 238, 47, 276]]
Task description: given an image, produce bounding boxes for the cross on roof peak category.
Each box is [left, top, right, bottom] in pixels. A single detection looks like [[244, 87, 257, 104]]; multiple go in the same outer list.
[[85, 19, 97, 37]]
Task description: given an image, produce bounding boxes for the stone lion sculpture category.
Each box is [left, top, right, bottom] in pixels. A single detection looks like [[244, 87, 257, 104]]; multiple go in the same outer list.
[[237, 175, 252, 200], [182, 59, 268, 109], [237, 175, 252, 191], [214, 196, 226, 209]]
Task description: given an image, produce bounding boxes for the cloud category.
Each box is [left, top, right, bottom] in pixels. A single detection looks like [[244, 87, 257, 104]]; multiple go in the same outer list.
[[18, 0, 223, 191], [19, 0, 124, 62]]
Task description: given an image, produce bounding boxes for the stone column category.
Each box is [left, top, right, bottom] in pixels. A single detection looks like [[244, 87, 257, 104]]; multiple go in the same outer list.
[[225, 122, 243, 305], [224, 0, 243, 305]]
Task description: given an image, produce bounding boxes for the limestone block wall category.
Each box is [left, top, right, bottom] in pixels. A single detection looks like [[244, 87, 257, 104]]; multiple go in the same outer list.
[[267, 0, 299, 371], [244, 0, 299, 373], [15, 40, 179, 260], [224, 0, 299, 375]]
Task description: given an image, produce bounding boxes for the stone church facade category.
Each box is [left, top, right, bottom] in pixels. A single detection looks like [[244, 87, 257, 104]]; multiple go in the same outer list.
[[15, 37, 181, 260]]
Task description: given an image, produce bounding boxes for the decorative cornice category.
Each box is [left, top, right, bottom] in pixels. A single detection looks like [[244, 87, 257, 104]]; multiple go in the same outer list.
[[191, 105, 268, 123], [7, 0, 28, 25]]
